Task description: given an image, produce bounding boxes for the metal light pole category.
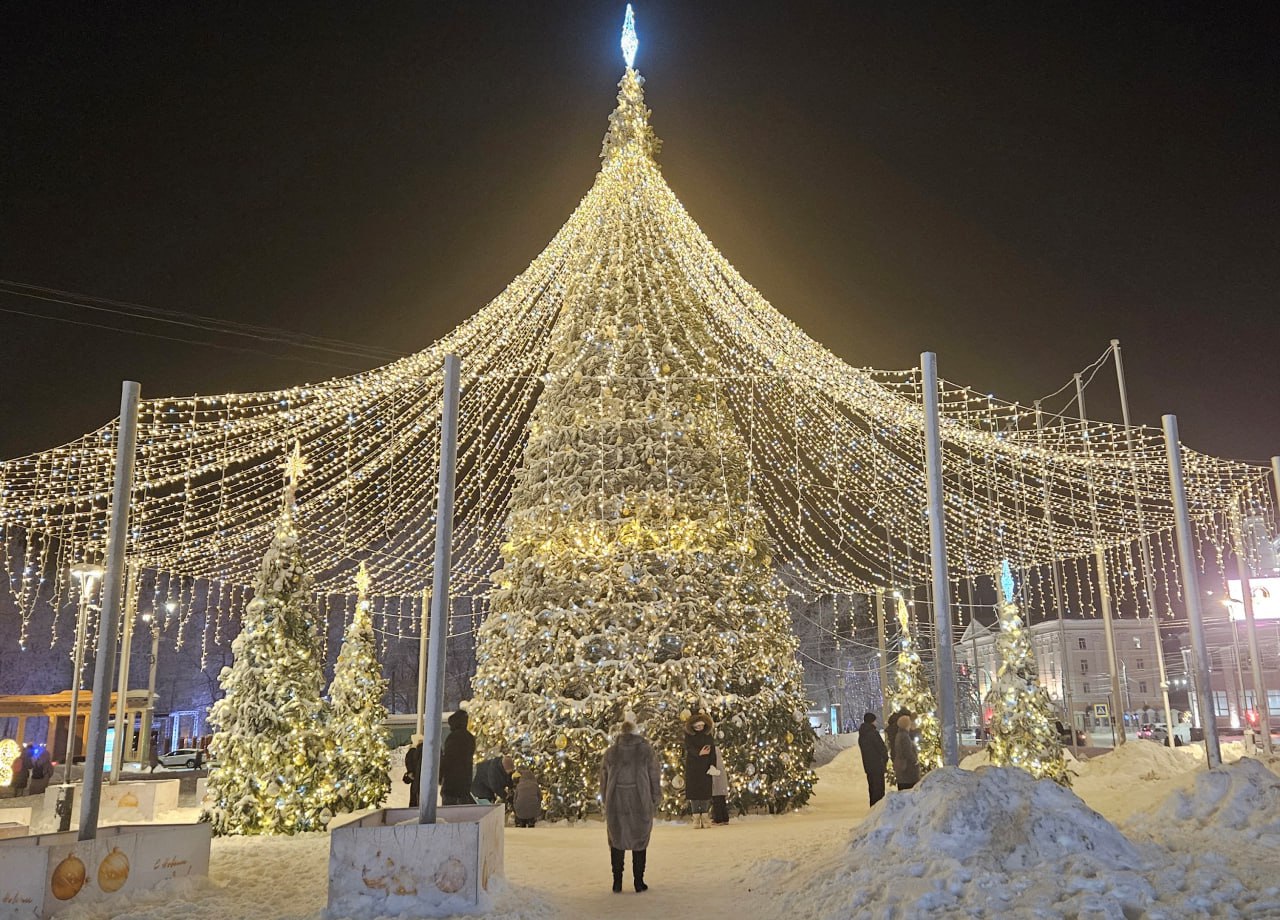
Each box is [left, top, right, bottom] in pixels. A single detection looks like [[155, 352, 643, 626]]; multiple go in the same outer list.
[[1111, 340, 1177, 743], [79, 381, 141, 839], [1231, 512, 1273, 753], [1163, 414, 1221, 767], [416, 587, 430, 738], [1075, 373, 1126, 745], [875, 588, 889, 722], [921, 352, 959, 767], [58, 562, 104, 831], [110, 564, 139, 783], [419, 354, 460, 823], [137, 608, 163, 765]]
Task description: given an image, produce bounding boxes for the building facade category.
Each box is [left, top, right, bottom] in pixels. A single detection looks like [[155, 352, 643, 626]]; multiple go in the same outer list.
[[957, 615, 1168, 733]]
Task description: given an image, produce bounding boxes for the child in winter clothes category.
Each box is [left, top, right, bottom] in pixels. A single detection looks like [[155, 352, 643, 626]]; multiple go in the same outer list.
[[513, 768, 541, 827]]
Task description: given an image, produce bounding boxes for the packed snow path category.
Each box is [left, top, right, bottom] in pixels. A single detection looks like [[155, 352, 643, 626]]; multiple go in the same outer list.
[[48, 741, 1280, 919]]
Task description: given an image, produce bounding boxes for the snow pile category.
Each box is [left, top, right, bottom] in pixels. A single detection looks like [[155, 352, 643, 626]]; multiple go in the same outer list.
[[1132, 757, 1280, 841], [1077, 740, 1201, 780], [960, 745, 1078, 773], [778, 766, 1159, 917], [810, 732, 857, 767]]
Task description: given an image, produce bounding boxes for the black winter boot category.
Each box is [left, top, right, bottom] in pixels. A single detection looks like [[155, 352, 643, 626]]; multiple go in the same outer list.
[[610, 847, 624, 893], [633, 849, 648, 892]]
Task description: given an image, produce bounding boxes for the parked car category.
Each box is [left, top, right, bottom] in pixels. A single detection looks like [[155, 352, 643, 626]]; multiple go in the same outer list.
[[157, 748, 205, 769], [1138, 722, 1190, 746]]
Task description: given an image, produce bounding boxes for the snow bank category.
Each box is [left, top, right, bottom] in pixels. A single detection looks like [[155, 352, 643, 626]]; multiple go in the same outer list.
[[1077, 740, 1201, 780], [810, 733, 857, 767], [777, 766, 1161, 918], [1134, 757, 1280, 840]]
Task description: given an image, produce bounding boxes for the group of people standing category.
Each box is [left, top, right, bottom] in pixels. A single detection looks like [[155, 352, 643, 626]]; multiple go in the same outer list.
[[857, 709, 919, 807], [402, 710, 542, 827], [400, 708, 732, 895]]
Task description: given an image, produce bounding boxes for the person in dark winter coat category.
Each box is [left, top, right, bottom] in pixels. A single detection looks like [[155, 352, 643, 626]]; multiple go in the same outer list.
[[439, 710, 476, 806], [601, 720, 661, 893], [857, 712, 889, 806], [404, 733, 424, 808], [892, 714, 920, 790], [471, 755, 515, 805], [512, 768, 541, 827], [682, 712, 716, 828]]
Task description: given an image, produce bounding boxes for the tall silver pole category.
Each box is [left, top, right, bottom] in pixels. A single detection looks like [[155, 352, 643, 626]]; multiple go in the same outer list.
[[1075, 373, 1126, 745], [875, 588, 889, 721], [63, 573, 97, 777], [1111, 340, 1176, 742], [1034, 402, 1079, 756], [921, 352, 959, 767], [139, 621, 160, 764], [80, 381, 141, 839], [110, 565, 138, 784], [416, 587, 429, 737], [419, 355, 460, 824], [1163, 414, 1221, 768]]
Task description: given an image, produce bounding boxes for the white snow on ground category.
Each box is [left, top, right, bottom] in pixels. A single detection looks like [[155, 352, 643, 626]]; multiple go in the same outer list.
[[18, 739, 1280, 919]]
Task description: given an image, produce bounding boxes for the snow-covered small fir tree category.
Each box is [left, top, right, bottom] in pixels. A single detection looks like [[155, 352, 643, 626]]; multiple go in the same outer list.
[[889, 596, 943, 777], [203, 445, 334, 834], [985, 565, 1069, 784], [326, 563, 391, 812]]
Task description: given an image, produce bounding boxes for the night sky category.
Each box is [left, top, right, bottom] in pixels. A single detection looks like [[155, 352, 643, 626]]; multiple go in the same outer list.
[[2, 3, 1277, 464]]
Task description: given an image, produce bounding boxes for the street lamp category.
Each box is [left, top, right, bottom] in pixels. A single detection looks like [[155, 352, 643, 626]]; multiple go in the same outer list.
[[59, 562, 104, 832], [138, 611, 163, 766]]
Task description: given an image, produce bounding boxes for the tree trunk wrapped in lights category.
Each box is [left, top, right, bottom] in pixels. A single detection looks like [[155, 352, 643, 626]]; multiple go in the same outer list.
[[889, 596, 943, 778], [469, 68, 815, 820], [203, 449, 335, 834], [326, 563, 391, 813], [985, 597, 1070, 785]]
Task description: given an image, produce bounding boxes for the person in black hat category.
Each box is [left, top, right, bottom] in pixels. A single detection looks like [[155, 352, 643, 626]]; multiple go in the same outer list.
[[857, 713, 889, 807], [439, 710, 476, 806]]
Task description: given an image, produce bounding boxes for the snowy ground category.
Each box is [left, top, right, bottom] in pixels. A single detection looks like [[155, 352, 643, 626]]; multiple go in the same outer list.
[[12, 740, 1280, 919]]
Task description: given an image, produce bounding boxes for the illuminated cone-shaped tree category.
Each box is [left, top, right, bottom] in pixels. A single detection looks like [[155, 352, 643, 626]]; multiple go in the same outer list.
[[326, 563, 391, 812], [985, 570, 1070, 784], [889, 596, 943, 777], [469, 66, 814, 819], [204, 446, 334, 835]]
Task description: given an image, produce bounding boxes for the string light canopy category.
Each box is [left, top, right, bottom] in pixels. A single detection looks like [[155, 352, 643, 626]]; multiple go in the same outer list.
[[0, 8, 1272, 659]]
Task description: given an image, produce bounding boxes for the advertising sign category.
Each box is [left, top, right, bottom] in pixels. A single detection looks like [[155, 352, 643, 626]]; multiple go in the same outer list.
[[1226, 577, 1280, 621]]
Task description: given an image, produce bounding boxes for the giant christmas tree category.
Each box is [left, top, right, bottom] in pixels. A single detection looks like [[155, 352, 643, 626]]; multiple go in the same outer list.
[[326, 563, 391, 812], [469, 53, 814, 819], [204, 446, 334, 835]]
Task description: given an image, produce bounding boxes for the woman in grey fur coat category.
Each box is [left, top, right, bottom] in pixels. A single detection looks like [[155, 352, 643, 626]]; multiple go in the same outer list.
[[600, 720, 661, 893]]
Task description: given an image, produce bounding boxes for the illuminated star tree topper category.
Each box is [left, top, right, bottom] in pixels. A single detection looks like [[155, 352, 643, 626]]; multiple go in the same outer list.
[[621, 4, 638, 69]]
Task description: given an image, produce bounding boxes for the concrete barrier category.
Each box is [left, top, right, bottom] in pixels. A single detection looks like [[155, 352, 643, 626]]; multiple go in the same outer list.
[[327, 804, 504, 918], [0, 822, 210, 918]]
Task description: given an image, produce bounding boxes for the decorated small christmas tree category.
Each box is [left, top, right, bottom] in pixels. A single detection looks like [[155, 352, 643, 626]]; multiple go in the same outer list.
[[986, 563, 1070, 784], [889, 596, 943, 777], [326, 563, 391, 812], [203, 444, 334, 834]]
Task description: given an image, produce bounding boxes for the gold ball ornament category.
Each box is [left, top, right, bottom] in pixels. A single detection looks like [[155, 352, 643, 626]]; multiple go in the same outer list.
[[97, 847, 130, 893], [51, 854, 87, 900], [679, 709, 692, 721], [555, 734, 568, 751], [785, 731, 794, 744]]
